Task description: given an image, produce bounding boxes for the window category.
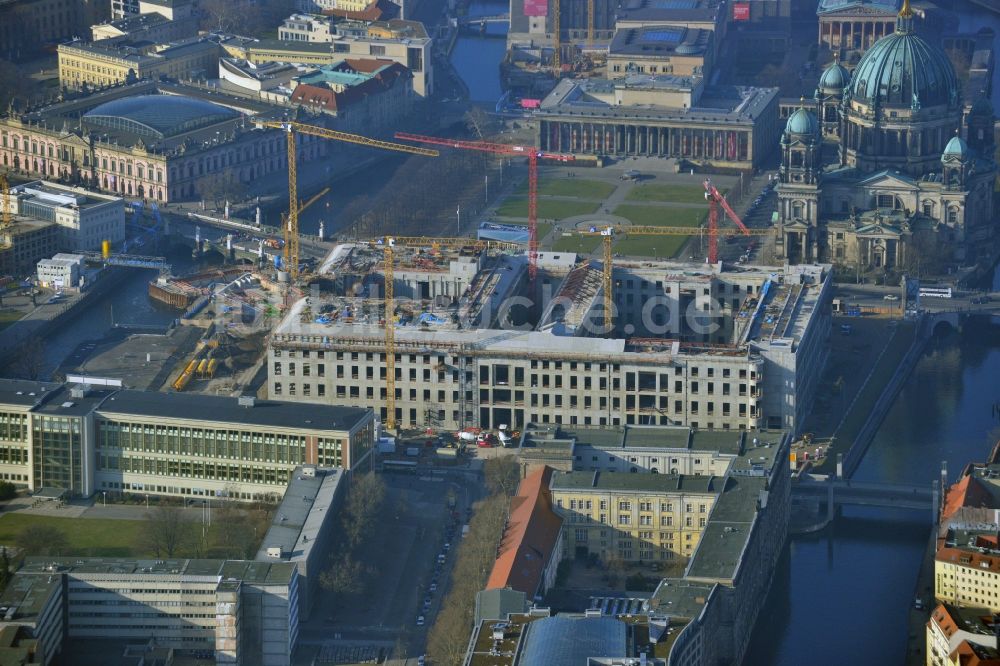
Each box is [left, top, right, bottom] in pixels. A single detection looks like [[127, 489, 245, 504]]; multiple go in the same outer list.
[[618, 501, 631, 511], [618, 514, 631, 525]]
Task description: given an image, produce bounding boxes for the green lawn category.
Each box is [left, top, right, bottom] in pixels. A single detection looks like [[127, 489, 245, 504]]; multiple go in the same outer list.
[[551, 233, 602, 255], [626, 184, 707, 204], [0, 514, 147, 557], [612, 235, 688, 259], [496, 197, 599, 220], [613, 204, 705, 228], [515, 178, 615, 200]]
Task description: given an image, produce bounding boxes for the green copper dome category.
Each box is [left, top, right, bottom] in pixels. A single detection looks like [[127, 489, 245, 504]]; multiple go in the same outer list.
[[943, 135, 969, 159], [818, 62, 850, 92], [785, 107, 819, 136], [848, 14, 958, 109]]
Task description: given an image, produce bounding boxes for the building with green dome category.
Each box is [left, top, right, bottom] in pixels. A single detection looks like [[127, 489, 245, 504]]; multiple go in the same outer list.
[[775, 0, 996, 272]]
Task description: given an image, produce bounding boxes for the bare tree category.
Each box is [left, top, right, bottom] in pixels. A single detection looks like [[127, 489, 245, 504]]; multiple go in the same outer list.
[[484, 456, 520, 496], [464, 107, 498, 140], [10, 337, 45, 381], [319, 553, 364, 597], [342, 472, 386, 548], [140, 506, 190, 558], [16, 524, 69, 556]]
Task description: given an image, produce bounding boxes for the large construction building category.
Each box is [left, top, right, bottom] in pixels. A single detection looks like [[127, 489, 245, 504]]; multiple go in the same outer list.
[[267, 246, 831, 435]]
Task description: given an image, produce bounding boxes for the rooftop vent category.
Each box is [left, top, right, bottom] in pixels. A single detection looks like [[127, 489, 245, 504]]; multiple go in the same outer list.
[[266, 546, 283, 559]]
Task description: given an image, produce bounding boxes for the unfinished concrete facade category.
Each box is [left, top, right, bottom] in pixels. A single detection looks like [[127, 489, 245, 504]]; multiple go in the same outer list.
[[268, 243, 832, 435]]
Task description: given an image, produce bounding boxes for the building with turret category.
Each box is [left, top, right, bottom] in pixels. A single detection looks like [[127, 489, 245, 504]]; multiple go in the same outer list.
[[775, 0, 996, 271]]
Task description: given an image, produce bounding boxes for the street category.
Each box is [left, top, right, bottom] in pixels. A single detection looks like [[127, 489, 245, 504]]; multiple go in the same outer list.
[[297, 468, 483, 663]]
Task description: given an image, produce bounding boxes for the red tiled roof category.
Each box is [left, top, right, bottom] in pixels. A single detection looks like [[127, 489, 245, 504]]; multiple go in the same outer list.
[[951, 640, 1000, 665], [485, 466, 563, 597], [290, 62, 410, 112], [942, 475, 998, 522], [937, 546, 1000, 573]]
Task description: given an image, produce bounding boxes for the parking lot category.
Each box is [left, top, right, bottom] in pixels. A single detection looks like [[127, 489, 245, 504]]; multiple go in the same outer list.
[[298, 469, 483, 662]]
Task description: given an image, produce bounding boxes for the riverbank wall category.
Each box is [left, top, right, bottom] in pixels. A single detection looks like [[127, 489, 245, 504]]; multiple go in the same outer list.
[[0, 268, 134, 370], [838, 316, 933, 478]]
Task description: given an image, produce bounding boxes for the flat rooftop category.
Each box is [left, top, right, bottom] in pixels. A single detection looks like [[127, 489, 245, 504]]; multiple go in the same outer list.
[[277, 258, 829, 358], [13, 181, 121, 209], [97, 390, 371, 433], [19, 557, 296, 585], [538, 78, 778, 127], [0, 573, 60, 625], [256, 467, 343, 562], [550, 471, 721, 494], [0, 379, 61, 408], [609, 26, 712, 58], [522, 424, 751, 455], [683, 475, 765, 582]]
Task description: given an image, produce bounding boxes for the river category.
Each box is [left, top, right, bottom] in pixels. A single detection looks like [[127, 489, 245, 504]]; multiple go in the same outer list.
[[746, 317, 1000, 665], [451, 0, 507, 103]]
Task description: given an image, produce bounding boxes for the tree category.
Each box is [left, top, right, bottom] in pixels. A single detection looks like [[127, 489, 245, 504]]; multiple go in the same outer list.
[[10, 337, 44, 381], [484, 456, 520, 496], [140, 506, 190, 558], [319, 553, 364, 597], [464, 107, 498, 140], [0, 481, 16, 501], [16, 524, 69, 556], [341, 472, 386, 548], [214, 501, 263, 559]]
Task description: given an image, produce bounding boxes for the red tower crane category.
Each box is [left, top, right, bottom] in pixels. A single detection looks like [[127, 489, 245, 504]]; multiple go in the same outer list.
[[703, 178, 750, 264], [395, 132, 574, 282]]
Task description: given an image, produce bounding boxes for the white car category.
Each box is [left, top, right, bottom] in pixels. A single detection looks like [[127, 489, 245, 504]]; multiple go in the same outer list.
[[883, 294, 899, 301], [416, 615, 425, 626]]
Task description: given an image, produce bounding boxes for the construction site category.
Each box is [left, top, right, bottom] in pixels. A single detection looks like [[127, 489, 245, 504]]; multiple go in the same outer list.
[[267, 236, 833, 435]]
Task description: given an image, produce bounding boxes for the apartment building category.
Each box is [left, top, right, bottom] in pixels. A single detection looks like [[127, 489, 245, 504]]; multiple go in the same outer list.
[[57, 36, 221, 90], [329, 24, 432, 96], [927, 604, 1000, 666], [0, 379, 374, 500], [551, 472, 719, 562], [481, 423, 790, 666], [7, 181, 124, 253], [3, 557, 299, 666], [279, 14, 336, 42], [268, 248, 830, 434]]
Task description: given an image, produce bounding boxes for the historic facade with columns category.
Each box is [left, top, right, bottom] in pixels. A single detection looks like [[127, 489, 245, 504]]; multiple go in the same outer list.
[[817, 0, 908, 58], [776, 1, 996, 271]]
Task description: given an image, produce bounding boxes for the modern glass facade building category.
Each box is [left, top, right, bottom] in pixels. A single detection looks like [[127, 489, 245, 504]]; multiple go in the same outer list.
[[0, 380, 374, 500]]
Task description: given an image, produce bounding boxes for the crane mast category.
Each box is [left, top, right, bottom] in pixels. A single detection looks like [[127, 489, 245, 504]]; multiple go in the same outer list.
[[583, 224, 773, 331], [255, 120, 438, 282]]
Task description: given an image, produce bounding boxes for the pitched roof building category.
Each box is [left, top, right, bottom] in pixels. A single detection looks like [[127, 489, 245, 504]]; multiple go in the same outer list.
[[485, 466, 564, 600]]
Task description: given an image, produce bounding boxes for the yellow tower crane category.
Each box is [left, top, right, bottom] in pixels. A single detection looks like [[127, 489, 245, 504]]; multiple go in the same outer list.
[[254, 121, 439, 281], [579, 225, 776, 331], [0, 172, 11, 230], [587, 0, 594, 47], [553, 0, 561, 71], [369, 236, 520, 432]]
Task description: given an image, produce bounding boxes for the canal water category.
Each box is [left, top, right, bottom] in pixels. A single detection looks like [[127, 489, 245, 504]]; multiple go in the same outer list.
[[451, 0, 507, 103], [746, 317, 1000, 665], [38, 244, 208, 379]]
